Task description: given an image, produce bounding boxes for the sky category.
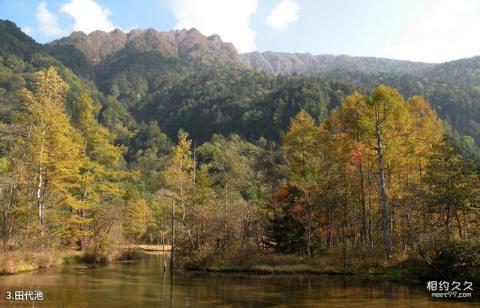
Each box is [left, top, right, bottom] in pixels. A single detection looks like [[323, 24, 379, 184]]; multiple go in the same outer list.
[[1, 0, 479, 63]]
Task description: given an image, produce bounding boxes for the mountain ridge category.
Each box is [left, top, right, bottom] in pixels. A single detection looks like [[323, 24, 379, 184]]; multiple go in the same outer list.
[[46, 25, 440, 77], [240, 51, 435, 75], [4, 19, 477, 79]]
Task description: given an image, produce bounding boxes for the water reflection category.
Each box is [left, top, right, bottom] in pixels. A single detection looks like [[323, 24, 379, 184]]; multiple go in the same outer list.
[[0, 255, 477, 307]]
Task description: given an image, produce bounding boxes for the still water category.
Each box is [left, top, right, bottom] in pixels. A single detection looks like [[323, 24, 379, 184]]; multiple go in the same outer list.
[[0, 255, 478, 307]]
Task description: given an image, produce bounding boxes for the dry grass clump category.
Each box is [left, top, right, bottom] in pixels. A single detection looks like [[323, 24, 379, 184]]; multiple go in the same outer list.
[[0, 250, 62, 274]]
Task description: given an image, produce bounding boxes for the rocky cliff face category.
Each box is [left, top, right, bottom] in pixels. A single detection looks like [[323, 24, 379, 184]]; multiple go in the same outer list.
[[46, 27, 242, 76]]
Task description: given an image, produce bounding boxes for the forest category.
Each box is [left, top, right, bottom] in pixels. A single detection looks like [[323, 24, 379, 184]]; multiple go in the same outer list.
[[0, 20, 479, 286]]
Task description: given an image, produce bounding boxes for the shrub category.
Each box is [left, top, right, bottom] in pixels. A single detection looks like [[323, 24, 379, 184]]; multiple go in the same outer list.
[[118, 249, 144, 261], [428, 240, 480, 284]]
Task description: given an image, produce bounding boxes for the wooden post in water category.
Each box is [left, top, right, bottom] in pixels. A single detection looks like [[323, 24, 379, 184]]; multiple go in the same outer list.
[[155, 189, 180, 271], [162, 211, 167, 271], [161, 233, 167, 271], [170, 199, 175, 270]]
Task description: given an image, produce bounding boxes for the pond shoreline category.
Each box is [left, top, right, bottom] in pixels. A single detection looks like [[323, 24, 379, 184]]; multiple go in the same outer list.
[[1, 250, 417, 282], [182, 264, 423, 284], [2, 253, 479, 303], [4, 256, 474, 307]]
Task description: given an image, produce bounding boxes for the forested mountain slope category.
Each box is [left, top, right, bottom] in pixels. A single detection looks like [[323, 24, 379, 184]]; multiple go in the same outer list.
[[242, 51, 480, 143], [2, 20, 480, 149], [0, 20, 113, 125], [44, 25, 359, 143]]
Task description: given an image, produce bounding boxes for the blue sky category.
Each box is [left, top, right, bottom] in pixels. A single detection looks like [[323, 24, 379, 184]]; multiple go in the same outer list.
[[1, 0, 479, 63]]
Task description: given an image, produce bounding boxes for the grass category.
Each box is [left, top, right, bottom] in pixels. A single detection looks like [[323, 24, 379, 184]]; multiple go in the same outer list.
[[70, 246, 148, 265], [182, 247, 425, 282], [0, 244, 425, 284], [0, 250, 63, 274], [0, 247, 141, 275], [0, 247, 118, 275], [118, 244, 171, 252], [117, 249, 144, 261]]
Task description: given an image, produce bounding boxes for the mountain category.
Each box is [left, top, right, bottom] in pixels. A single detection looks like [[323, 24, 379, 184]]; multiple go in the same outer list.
[[421, 56, 480, 88], [50, 27, 240, 63], [0, 20, 41, 58], [48, 28, 436, 79], [240, 51, 434, 75], [240, 51, 480, 143], [43, 26, 360, 142], [1, 20, 480, 151], [46, 28, 241, 79]]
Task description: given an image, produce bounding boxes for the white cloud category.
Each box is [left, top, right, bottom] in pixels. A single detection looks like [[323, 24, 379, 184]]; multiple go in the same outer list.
[[60, 0, 117, 34], [36, 1, 64, 36], [21, 26, 33, 35], [265, 0, 299, 30], [384, 0, 480, 63], [169, 0, 258, 52]]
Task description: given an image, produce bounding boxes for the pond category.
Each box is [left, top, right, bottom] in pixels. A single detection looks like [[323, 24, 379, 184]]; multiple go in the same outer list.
[[0, 255, 477, 307]]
